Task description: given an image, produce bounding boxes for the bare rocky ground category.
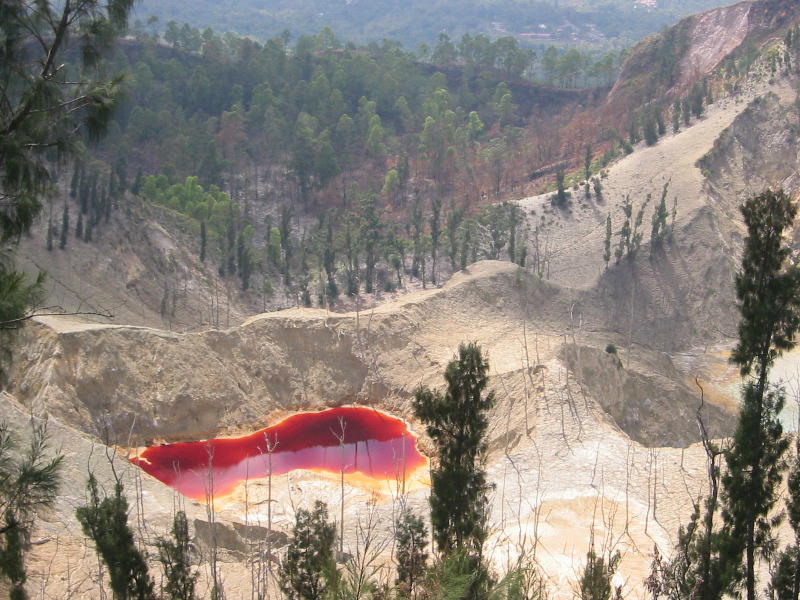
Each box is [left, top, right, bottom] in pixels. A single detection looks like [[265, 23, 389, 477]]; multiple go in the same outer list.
[[2, 261, 731, 599], [6, 26, 800, 600]]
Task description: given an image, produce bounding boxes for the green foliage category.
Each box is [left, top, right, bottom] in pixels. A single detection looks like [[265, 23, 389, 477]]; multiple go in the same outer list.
[[0, 420, 63, 600], [412, 342, 495, 558], [0, 0, 134, 242], [770, 545, 800, 600], [604, 344, 617, 355], [395, 508, 429, 597], [614, 195, 632, 263], [650, 183, 671, 253], [730, 189, 800, 380], [140, 176, 236, 240], [577, 547, 621, 600], [719, 189, 800, 600], [720, 383, 788, 599], [553, 170, 570, 209], [422, 550, 491, 600], [279, 501, 337, 600], [76, 475, 156, 600], [157, 511, 197, 600]]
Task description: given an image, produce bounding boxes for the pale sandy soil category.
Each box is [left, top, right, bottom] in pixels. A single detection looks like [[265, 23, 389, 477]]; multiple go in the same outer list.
[[517, 79, 796, 291]]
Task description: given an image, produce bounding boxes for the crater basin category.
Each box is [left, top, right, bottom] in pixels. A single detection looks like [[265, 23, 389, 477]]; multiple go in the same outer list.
[[130, 406, 426, 500]]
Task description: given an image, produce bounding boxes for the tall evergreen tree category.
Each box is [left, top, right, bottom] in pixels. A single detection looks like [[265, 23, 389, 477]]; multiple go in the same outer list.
[[157, 511, 197, 600], [0, 421, 62, 600], [45, 216, 53, 252], [59, 202, 69, 250], [395, 508, 429, 598], [412, 342, 495, 558], [76, 475, 156, 600], [430, 195, 442, 285], [280, 501, 337, 600], [722, 189, 800, 600], [199, 221, 207, 263], [772, 433, 800, 600]]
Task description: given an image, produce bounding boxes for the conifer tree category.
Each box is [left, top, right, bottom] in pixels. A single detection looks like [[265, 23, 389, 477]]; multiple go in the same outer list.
[[59, 202, 69, 250], [593, 178, 603, 201], [430, 195, 442, 285], [672, 101, 681, 133], [722, 189, 800, 600], [412, 342, 495, 558], [395, 508, 429, 598], [578, 546, 621, 600], [76, 475, 156, 600], [199, 221, 207, 263], [556, 169, 568, 208], [603, 214, 612, 270], [157, 511, 197, 600], [615, 196, 632, 263], [0, 421, 62, 600], [772, 432, 800, 600], [650, 183, 670, 254], [45, 216, 53, 252], [84, 215, 93, 243], [584, 145, 592, 182], [280, 501, 337, 600]]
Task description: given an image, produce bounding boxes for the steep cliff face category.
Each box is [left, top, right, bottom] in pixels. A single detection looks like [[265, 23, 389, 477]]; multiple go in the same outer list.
[[699, 91, 800, 205], [606, 0, 799, 114], [7, 261, 736, 448]]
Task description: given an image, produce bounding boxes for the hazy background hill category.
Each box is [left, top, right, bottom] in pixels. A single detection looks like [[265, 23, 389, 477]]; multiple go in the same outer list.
[[134, 0, 737, 49]]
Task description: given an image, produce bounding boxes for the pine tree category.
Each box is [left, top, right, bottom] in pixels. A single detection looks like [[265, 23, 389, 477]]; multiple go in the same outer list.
[[157, 511, 197, 600], [584, 145, 592, 181], [279, 205, 293, 286], [656, 108, 666, 136], [615, 196, 632, 263], [643, 110, 659, 146], [412, 342, 495, 559], [69, 164, 81, 199], [603, 214, 612, 270], [672, 101, 681, 133], [650, 183, 670, 254], [395, 508, 429, 598], [629, 193, 651, 257], [722, 189, 800, 600], [75, 212, 83, 239], [554, 169, 569, 209], [199, 221, 207, 263], [771, 430, 800, 600], [59, 202, 69, 250], [430, 195, 442, 285], [578, 546, 621, 600], [593, 178, 603, 201], [279, 501, 337, 600], [76, 475, 156, 600], [84, 215, 93, 243], [45, 215, 53, 252], [0, 420, 63, 600], [132, 169, 143, 196]]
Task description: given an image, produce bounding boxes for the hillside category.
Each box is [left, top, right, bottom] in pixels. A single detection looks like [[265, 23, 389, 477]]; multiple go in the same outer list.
[[3, 260, 736, 598], [6, 0, 800, 598]]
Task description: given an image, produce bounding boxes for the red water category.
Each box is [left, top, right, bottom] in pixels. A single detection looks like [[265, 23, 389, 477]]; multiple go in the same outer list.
[[130, 407, 426, 500]]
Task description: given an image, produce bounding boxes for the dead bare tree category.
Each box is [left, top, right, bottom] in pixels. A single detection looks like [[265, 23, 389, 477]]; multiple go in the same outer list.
[[332, 416, 348, 557]]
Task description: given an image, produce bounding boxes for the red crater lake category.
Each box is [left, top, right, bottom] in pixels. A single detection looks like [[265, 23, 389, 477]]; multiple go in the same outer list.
[[130, 406, 427, 500]]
